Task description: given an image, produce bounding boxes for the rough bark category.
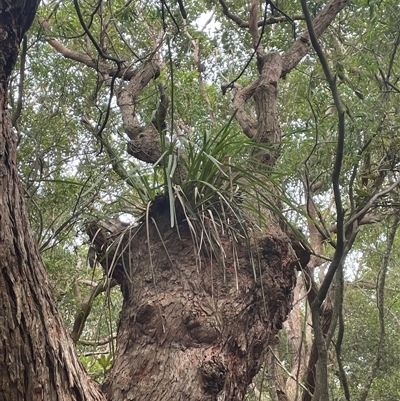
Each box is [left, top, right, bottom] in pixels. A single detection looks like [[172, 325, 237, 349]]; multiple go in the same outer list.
[[88, 205, 298, 401], [0, 2, 105, 400]]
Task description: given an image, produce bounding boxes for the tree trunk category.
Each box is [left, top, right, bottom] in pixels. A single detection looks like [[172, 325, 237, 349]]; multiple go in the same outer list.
[[0, 2, 105, 400], [90, 201, 298, 401]]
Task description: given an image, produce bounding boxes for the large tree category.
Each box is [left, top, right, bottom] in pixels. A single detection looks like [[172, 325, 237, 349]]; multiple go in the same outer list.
[[3, 0, 400, 400]]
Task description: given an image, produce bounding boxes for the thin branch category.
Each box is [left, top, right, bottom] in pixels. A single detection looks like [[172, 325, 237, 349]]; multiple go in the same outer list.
[[183, 24, 216, 124], [79, 333, 117, 346], [73, 0, 119, 64], [328, 213, 382, 233], [11, 35, 27, 131], [346, 179, 400, 228], [334, 291, 351, 401], [384, 80, 400, 93], [223, 0, 270, 92], [218, 0, 304, 28], [283, 280, 310, 400], [73, 0, 122, 152], [348, 133, 377, 211], [39, 18, 137, 80], [300, 0, 346, 399], [71, 278, 118, 343], [301, 0, 345, 310], [269, 346, 313, 397], [386, 27, 400, 82]]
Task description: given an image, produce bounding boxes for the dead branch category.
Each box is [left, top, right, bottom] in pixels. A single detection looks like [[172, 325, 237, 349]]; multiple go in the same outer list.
[[79, 333, 117, 346], [71, 278, 118, 343]]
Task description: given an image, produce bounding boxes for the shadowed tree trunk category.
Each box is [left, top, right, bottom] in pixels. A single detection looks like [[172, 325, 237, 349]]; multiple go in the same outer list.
[[0, 2, 105, 400]]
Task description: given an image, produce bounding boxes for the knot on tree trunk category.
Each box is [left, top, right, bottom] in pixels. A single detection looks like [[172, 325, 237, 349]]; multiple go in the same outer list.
[[127, 126, 163, 164], [200, 356, 227, 395]]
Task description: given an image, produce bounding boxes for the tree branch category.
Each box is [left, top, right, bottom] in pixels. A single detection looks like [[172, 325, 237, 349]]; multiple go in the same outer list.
[[11, 35, 27, 131], [39, 17, 139, 80], [79, 333, 117, 346], [299, 1, 348, 399], [71, 278, 118, 343], [282, 0, 350, 77], [346, 179, 400, 228], [218, 0, 304, 29], [229, 80, 259, 138]]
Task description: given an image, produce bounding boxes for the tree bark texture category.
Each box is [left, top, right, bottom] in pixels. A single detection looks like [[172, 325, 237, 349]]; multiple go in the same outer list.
[[0, 2, 105, 400], [89, 202, 298, 401]]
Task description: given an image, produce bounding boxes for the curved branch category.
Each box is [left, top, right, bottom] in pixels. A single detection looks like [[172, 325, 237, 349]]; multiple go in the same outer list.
[[282, 0, 350, 77], [299, 1, 347, 399], [230, 80, 259, 138], [39, 17, 138, 80], [116, 59, 161, 137]]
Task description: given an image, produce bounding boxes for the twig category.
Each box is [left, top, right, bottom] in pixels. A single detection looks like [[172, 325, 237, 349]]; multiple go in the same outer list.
[[219, 0, 303, 28], [269, 346, 314, 397]]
